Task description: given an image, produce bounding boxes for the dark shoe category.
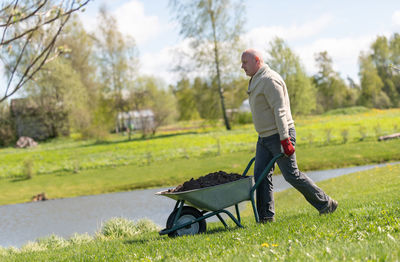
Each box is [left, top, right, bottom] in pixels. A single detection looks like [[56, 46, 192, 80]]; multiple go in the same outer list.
[[259, 217, 275, 223], [319, 199, 338, 215]]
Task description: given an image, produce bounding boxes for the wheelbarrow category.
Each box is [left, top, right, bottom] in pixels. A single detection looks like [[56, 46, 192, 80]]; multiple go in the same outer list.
[[156, 153, 283, 237]]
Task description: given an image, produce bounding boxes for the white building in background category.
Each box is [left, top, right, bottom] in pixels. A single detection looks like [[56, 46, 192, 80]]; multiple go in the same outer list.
[[239, 99, 251, 112], [117, 109, 155, 131]]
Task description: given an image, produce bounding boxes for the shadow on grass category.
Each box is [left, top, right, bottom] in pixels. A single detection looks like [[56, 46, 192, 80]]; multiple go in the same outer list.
[[123, 226, 241, 245], [10, 176, 30, 183], [78, 131, 199, 148]]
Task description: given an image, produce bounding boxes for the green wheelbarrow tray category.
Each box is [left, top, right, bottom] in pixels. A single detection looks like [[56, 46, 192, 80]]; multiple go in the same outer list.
[[156, 153, 283, 237], [156, 176, 254, 211]]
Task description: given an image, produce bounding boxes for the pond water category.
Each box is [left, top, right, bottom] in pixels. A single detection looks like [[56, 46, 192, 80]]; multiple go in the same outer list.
[[0, 162, 397, 248]]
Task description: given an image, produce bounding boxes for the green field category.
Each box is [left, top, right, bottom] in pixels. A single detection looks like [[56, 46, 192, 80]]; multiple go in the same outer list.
[[0, 108, 400, 205], [1, 160, 399, 261], [1, 108, 399, 179]]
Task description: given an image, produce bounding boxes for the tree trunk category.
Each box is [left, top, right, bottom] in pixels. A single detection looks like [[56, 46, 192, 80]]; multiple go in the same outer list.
[[210, 9, 231, 130]]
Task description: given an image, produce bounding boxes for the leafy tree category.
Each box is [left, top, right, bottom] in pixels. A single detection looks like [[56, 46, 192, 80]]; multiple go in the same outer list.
[[128, 76, 177, 136], [172, 78, 200, 121], [24, 58, 88, 137], [147, 79, 178, 134], [95, 6, 139, 128], [192, 77, 221, 121], [223, 76, 248, 110], [169, 0, 245, 130], [267, 38, 316, 115], [370, 36, 398, 106], [0, 0, 90, 103], [313, 51, 356, 112], [358, 53, 390, 108], [0, 102, 15, 146], [55, 15, 104, 136]]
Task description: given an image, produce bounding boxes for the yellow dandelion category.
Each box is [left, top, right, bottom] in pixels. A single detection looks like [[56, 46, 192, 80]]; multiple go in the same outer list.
[[261, 243, 269, 247], [271, 244, 279, 247]]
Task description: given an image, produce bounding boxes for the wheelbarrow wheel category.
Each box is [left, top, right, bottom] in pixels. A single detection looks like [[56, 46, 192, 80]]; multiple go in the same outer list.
[[166, 206, 206, 237]]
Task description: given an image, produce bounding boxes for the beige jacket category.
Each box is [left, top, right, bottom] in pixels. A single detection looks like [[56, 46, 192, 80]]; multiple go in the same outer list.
[[247, 64, 294, 140]]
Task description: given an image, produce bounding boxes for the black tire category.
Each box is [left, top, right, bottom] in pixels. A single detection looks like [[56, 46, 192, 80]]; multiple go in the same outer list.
[[166, 206, 207, 237]]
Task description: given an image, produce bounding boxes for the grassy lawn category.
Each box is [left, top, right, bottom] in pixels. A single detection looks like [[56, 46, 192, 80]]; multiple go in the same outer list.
[[0, 108, 400, 205], [2, 160, 399, 261], [1, 138, 400, 205], [1, 108, 399, 179]]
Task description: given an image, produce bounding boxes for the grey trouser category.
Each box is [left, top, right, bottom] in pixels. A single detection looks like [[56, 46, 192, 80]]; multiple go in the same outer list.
[[254, 128, 330, 219]]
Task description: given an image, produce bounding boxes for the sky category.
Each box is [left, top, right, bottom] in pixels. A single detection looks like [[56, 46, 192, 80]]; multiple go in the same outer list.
[[59, 1, 400, 85]]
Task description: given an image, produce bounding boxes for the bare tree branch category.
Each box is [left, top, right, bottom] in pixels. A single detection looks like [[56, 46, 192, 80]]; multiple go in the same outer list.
[[0, 0, 91, 103], [0, 0, 47, 28], [1, 0, 90, 46]]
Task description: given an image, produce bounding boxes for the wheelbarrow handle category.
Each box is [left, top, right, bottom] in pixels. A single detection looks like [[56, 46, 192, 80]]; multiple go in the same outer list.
[[241, 157, 255, 177], [250, 153, 284, 193]]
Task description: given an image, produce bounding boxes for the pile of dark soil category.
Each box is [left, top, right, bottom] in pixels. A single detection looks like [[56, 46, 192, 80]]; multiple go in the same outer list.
[[168, 171, 247, 193]]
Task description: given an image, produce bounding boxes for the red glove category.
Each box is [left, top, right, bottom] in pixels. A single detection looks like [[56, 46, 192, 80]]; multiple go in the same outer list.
[[280, 138, 295, 156]]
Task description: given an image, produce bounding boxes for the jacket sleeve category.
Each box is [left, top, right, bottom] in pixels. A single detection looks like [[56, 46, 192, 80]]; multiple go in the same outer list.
[[263, 79, 289, 140]]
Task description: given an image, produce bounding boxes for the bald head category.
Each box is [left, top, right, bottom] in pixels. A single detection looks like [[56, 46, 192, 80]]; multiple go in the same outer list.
[[241, 49, 264, 77]]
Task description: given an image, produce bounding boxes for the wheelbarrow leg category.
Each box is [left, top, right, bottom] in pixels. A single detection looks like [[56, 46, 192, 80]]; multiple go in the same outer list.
[[216, 214, 228, 228], [172, 200, 185, 227], [219, 210, 243, 228], [235, 204, 241, 224], [251, 193, 259, 223]]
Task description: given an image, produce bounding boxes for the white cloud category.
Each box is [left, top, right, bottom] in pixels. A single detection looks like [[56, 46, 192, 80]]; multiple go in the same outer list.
[[295, 35, 376, 77], [245, 14, 334, 52], [113, 0, 161, 44], [140, 39, 192, 84], [79, 0, 162, 45], [393, 10, 400, 27]]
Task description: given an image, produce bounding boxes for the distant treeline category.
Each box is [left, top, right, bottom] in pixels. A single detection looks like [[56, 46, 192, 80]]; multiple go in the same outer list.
[[1, 3, 400, 146]]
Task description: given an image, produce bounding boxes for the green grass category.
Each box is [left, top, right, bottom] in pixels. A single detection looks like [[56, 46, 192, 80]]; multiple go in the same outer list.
[[1, 108, 399, 179], [1, 138, 400, 205], [1, 108, 400, 205], [2, 161, 399, 261]]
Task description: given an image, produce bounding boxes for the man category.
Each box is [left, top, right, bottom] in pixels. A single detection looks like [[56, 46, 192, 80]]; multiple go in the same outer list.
[[241, 49, 338, 223]]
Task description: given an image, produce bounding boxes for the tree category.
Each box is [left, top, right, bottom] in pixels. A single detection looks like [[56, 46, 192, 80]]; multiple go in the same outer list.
[[358, 53, 390, 108], [169, 0, 245, 130], [370, 36, 398, 106], [313, 51, 356, 112], [192, 77, 221, 121], [0, 0, 90, 103], [172, 78, 200, 121], [95, 6, 139, 129], [128, 76, 177, 136], [24, 57, 88, 137], [146, 79, 177, 134], [267, 38, 316, 115], [0, 102, 15, 146]]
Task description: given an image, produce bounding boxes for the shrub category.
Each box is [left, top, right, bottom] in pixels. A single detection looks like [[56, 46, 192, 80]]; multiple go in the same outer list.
[[341, 129, 349, 143], [323, 106, 370, 116], [133, 219, 160, 234], [374, 124, 382, 138], [0, 246, 8, 256], [35, 235, 68, 249], [358, 126, 367, 141], [234, 112, 253, 125], [22, 158, 34, 179], [99, 217, 137, 239], [20, 241, 46, 252], [0, 104, 16, 147], [99, 217, 159, 239], [69, 233, 93, 245], [325, 128, 333, 144]]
